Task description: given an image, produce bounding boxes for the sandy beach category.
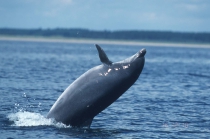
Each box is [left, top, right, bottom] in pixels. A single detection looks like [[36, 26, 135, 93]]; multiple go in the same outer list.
[[0, 36, 210, 48]]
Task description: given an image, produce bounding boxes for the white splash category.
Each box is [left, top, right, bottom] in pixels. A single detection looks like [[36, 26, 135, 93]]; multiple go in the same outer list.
[[7, 111, 70, 128]]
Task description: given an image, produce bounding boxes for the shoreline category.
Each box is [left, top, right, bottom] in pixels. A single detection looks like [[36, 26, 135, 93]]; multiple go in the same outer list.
[[0, 36, 210, 48]]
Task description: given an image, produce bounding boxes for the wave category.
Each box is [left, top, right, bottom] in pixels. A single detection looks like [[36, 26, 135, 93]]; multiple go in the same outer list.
[[7, 111, 70, 128]]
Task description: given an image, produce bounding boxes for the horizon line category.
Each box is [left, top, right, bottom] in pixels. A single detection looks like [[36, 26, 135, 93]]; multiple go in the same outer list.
[[0, 27, 210, 34]]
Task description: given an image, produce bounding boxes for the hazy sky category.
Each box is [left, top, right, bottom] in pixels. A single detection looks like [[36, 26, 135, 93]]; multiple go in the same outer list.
[[0, 0, 210, 32]]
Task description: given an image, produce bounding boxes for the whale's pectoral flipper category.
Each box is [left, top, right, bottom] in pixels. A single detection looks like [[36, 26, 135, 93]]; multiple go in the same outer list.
[[95, 44, 112, 66]]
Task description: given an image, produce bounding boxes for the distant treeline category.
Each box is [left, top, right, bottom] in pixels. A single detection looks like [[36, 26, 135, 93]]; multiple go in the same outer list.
[[0, 28, 210, 43]]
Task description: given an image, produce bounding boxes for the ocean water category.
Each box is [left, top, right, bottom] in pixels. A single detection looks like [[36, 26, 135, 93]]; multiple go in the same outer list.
[[0, 40, 210, 139]]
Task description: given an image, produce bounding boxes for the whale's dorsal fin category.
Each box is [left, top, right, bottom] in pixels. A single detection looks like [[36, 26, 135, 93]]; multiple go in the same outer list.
[[95, 44, 112, 66]]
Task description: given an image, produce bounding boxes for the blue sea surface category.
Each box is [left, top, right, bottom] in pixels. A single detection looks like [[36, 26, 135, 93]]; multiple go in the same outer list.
[[0, 40, 210, 138]]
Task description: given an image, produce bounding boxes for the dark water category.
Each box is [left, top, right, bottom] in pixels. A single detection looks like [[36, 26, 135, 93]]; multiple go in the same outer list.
[[0, 41, 210, 138]]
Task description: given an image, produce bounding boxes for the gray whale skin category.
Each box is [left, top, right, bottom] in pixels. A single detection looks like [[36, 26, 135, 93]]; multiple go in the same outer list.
[[47, 44, 146, 127]]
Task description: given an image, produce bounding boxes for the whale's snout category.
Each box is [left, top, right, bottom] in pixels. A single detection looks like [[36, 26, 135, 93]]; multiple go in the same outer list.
[[138, 48, 146, 57]]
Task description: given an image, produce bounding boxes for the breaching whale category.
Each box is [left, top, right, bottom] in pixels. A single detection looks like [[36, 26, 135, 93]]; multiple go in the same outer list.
[[47, 44, 146, 127]]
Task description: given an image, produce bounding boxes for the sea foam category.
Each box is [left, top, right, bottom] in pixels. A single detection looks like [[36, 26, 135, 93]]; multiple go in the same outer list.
[[7, 111, 70, 128]]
